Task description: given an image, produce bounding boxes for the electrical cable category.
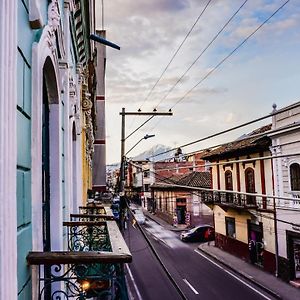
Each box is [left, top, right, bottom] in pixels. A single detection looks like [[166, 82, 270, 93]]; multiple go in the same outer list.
[[129, 163, 300, 229], [127, 160, 300, 203], [154, 0, 249, 110], [152, 120, 300, 163], [138, 0, 213, 111], [127, 0, 213, 133], [125, 116, 155, 141], [168, 0, 290, 111], [150, 152, 300, 173], [147, 101, 300, 160]]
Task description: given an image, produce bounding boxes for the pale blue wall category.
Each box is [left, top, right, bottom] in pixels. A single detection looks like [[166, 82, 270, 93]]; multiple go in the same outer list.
[[17, 1, 33, 298]]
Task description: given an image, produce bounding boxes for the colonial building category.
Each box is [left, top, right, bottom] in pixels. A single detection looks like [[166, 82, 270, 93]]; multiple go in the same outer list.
[[270, 102, 300, 284], [201, 124, 277, 274], [0, 0, 104, 298], [151, 172, 212, 226], [126, 160, 155, 209]]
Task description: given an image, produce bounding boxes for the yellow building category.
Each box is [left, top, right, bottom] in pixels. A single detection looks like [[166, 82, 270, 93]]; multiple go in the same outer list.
[[202, 124, 277, 274], [81, 65, 97, 204]]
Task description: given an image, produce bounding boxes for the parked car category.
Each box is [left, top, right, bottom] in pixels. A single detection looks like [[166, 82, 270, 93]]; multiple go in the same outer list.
[[132, 208, 146, 225], [180, 225, 215, 242]]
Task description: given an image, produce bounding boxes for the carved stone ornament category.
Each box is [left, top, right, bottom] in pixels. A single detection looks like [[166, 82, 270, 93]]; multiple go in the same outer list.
[[48, 0, 60, 31], [82, 98, 93, 111]]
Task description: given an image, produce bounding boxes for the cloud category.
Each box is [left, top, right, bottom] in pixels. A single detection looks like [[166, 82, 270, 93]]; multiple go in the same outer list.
[[98, 0, 300, 163]]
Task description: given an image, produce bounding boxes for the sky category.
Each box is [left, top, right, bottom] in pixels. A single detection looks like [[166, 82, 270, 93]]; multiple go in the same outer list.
[[95, 0, 300, 164]]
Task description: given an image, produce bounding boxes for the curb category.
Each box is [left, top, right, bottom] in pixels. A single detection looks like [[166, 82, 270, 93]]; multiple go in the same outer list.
[[144, 213, 162, 226], [144, 213, 187, 232], [197, 246, 282, 300]]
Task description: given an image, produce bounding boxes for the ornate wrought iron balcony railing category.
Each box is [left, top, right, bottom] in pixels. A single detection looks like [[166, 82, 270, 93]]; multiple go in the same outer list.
[[27, 221, 132, 299], [70, 214, 115, 222], [200, 190, 274, 211], [79, 205, 106, 215], [63, 221, 111, 252]]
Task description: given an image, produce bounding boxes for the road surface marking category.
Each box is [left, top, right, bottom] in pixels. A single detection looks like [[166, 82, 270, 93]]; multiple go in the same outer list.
[[125, 263, 143, 300], [194, 250, 273, 300], [183, 278, 199, 295]]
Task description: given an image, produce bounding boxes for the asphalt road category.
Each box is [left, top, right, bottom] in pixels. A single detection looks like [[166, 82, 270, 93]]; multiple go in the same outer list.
[[124, 214, 183, 300], [124, 214, 277, 300]]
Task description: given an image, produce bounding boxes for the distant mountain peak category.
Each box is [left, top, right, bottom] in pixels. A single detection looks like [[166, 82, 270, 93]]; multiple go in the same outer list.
[[132, 144, 173, 162]]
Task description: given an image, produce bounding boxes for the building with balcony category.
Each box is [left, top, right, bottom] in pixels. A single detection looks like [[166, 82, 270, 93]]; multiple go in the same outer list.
[[0, 1, 116, 298], [201, 124, 277, 273], [270, 101, 300, 283]]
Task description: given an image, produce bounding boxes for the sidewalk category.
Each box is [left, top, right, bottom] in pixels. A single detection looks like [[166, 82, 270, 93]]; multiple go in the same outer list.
[[141, 208, 300, 300], [142, 209, 187, 232], [198, 242, 300, 300]]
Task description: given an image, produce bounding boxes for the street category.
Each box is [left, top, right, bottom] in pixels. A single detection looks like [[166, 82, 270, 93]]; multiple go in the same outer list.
[[124, 213, 277, 300]]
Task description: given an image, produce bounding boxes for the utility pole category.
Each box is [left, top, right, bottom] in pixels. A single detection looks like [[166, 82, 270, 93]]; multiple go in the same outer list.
[[119, 108, 173, 231]]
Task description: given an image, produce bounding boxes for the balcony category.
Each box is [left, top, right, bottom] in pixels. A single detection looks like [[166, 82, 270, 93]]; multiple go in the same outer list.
[[200, 190, 274, 211], [27, 203, 132, 299]]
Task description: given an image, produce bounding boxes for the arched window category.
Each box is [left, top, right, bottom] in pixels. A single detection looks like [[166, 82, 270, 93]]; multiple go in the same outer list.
[[225, 170, 233, 190], [225, 170, 233, 202], [290, 163, 300, 191], [245, 168, 255, 205]]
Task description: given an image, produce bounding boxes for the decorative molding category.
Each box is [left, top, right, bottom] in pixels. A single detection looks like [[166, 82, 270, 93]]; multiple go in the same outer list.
[[48, 0, 60, 31]]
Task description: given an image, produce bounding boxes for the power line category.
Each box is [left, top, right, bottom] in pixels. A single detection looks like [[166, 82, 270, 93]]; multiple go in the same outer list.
[[128, 160, 300, 203], [125, 116, 155, 141], [138, 0, 213, 111], [147, 101, 300, 160], [154, 0, 249, 109], [148, 152, 300, 173], [169, 0, 290, 110], [127, 161, 300, 229], [151, 121, 300, 163]]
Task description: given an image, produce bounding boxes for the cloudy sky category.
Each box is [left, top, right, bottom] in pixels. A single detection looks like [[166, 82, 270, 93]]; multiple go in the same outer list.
[[95, 0, 300, 164]]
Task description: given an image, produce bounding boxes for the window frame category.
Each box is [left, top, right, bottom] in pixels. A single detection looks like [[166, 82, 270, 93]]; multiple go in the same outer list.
[[225, 216, 236, 239], [290, 162, 300, 191]]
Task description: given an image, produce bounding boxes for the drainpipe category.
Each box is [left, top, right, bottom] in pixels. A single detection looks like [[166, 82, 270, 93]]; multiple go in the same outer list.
[[273, 197, 279, 277]]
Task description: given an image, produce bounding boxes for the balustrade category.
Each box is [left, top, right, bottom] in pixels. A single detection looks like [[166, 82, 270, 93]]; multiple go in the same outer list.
[[201, 190, 274, 211], [27, 205, 131, 299]]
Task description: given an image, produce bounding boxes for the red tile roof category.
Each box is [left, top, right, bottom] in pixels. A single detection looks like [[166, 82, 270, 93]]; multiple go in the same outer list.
[[152, 171, 211, 189], [201, 124, 272, 161]]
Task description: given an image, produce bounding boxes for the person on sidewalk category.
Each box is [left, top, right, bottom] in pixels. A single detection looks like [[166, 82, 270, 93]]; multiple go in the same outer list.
[[248, 239, 257, 264]]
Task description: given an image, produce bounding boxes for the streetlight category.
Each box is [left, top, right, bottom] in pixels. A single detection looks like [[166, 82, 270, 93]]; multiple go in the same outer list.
[[125, 134, 155, 156]]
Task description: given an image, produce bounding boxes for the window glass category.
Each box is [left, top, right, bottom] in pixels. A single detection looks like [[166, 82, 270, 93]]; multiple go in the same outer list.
[[290, 163, 300, 191], [225, 217, 236, 238]]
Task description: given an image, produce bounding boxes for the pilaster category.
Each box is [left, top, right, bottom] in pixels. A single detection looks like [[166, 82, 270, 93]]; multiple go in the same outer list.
[[0, 0, 18, 298]]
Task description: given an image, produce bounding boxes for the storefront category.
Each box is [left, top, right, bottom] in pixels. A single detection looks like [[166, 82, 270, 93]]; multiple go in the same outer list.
[[247, 220, 264, 267], [176, 198, 187, 224], [287, 230, 300, 281]]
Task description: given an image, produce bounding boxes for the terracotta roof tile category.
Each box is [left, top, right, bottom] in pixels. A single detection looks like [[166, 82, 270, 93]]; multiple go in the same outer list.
[[152, 171, 211, 189], [201, 124, 272, 160]]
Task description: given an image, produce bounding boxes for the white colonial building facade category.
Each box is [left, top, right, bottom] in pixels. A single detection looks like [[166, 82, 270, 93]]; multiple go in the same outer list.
[[270, 101, 300, 284]]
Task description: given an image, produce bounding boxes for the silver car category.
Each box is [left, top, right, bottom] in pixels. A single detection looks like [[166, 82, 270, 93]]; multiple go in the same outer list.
[[132, 209, 146, 224]]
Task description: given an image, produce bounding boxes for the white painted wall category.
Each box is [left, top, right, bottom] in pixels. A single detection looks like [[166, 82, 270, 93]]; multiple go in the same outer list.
[[270, 102, 300, 259]]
